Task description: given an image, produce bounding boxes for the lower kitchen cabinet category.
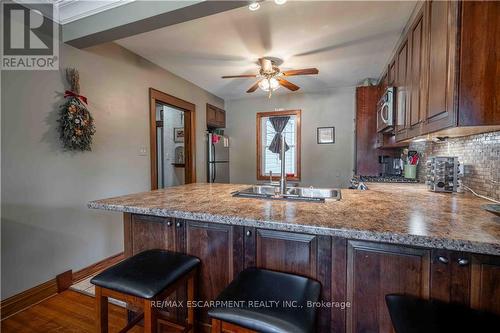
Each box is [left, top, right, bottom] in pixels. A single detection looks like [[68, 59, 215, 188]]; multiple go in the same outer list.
[[124, 214, 500, 333], [470, 254, 500, 315], [430, 249, 471, 305], [346, 241, 431, 333], [430, 249, 500, 315], [244, 228, 335, 333], [254, 228, 318, 276], [183, 220, 244, 328], [126, 214, 185, 323], [129, 214, 179, 254]]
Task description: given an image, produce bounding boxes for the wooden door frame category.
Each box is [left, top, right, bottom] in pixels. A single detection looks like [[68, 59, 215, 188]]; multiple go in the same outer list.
[[149, 88, 196, 190]]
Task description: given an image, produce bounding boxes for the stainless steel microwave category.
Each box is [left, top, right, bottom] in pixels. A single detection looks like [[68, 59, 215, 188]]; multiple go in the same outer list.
[[377, 87, 395, 133]]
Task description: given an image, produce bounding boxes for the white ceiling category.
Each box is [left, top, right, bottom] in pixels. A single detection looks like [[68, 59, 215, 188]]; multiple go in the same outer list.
[[116, 1, 416, 100]]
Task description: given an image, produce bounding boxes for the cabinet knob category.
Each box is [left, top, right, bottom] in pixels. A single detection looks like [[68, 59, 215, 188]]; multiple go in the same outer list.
[[246, 230, 252, 237], [167, 221, 172, 227], [438, 256, 449, 264], [176, 222, 181, 228], [457, 258, 469, 266]]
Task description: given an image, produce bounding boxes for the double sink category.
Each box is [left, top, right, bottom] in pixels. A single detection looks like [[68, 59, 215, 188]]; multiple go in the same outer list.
[[233, 185, 341, 202]]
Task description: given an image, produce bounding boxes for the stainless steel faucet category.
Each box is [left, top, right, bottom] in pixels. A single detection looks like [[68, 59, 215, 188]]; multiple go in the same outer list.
[[279, 134, 287, 194]]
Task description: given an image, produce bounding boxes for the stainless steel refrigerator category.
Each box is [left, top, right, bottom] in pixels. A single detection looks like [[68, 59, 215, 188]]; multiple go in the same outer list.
[[207, 133, 229, 183]]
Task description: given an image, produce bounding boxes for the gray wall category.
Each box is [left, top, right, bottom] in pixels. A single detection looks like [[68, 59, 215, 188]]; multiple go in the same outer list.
[[1, 42, 223, 299], [225, 88, 356, 187]]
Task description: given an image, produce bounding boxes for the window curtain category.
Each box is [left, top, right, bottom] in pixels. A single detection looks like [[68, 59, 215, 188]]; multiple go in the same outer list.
[[268, 116, 290, 157]]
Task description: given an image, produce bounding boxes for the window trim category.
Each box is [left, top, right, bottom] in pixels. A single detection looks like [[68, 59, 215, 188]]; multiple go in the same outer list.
[[256, 110, 301, 181]]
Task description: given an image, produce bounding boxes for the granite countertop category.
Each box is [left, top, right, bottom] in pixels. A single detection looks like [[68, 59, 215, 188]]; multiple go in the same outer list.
[[88, 183, 500, 256]]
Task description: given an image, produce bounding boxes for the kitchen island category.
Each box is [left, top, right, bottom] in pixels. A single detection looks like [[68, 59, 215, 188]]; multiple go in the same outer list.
[[89, 183, 500, 333]]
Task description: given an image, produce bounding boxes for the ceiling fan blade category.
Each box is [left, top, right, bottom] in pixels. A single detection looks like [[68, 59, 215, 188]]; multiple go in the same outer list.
[[247, 80, 261, 93], [277, 78, 300, 91], [282, 68, 319, 76], [259, 58, 273, 72], [221, 74, 257, 79]]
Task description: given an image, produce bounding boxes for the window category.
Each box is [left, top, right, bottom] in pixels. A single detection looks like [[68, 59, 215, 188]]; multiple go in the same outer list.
[[257, 110, 301, 181]]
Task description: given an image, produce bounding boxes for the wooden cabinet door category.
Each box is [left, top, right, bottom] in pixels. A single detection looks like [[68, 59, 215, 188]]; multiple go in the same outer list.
[[388, 61, 396, 86], [471, 254, 500, 315], [355, 86, 381, 176], [130, 214, 177, 254], [458, 1, 500, 126], [128, 215, 184, 325], [206, 104, 217, 127], [245, 228, 335, 333], [346, 241, 430, 333], [206, 104, 226, 128], [215, 109, 226, 128], [253, 228, 318, 277], [395, 41, 409, 141], [407, 11, 426, 138], [184, 221, 244, 327], [430, 249, 471, 305], [423, 0, 458, 133]]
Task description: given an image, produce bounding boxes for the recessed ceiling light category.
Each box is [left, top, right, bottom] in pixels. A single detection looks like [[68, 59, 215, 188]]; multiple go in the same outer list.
[[249, 2, 260, 11], [274, 0, 287, 5]]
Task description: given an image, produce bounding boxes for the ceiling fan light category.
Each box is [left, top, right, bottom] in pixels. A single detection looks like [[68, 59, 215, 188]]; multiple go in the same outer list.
[[274, 0, 287, 5], [248, 2, 260, 11], [259, 78, 280, 92], [269, 77, 280, 90], [258, 79, 270, 91]]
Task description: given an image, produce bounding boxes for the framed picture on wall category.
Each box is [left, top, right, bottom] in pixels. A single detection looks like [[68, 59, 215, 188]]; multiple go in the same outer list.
[[174, 127, 184, 143], [317, 127, 335, 144]]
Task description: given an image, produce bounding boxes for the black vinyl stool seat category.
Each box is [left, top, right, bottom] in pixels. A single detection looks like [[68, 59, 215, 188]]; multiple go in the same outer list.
[[91, 249, 200, 333], [386, 294, 500, 333], [91, 249, 200, 298], [208, 268, 321, 333]]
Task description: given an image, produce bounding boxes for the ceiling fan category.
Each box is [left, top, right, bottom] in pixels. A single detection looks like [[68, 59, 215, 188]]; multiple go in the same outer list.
[[222, 58, 319, 98]]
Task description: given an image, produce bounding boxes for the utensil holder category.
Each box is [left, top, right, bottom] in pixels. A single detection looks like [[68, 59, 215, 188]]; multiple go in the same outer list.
[[404, 164, 417, 179]]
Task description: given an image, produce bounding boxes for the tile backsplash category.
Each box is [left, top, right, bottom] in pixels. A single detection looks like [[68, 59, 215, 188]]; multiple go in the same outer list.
[[409, 131, 500, 200]]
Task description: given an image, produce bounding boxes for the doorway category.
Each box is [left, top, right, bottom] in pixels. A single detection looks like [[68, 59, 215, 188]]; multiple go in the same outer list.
[[149, 88, 195, 190]]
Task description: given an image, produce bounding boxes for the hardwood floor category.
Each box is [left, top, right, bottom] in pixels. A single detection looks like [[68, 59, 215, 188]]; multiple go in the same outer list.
[[1, 290, 141, 332]]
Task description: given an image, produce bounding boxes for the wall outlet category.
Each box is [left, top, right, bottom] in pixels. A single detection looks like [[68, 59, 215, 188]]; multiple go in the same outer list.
[[138, 146, 147, 156]]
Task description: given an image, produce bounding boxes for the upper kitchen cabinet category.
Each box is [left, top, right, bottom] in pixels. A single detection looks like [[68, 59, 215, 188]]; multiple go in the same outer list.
[[387, 60, 396, 87], [425, 0, 500, 134], [458, 1, 500, 127], [389, 1, 499, 142], [424, 0, 459, 134], [394, 40, 409, 141], [206, 103, 226, 128], [407, 9, 427, 138]]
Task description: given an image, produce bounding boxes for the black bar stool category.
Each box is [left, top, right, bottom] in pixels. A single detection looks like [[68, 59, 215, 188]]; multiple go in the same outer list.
[[91, 249, 200, 333], [386, 294, 500, 333], [208, 268, 321, 333]]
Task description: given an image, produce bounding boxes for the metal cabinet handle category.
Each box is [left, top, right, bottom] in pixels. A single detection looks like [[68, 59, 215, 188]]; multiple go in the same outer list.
[[246, 230, 252, 237], [438, 256, 449, 264], [176, 222, 181, 228], [457, 258, 469, 266], [167, 221, 172, 227]]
